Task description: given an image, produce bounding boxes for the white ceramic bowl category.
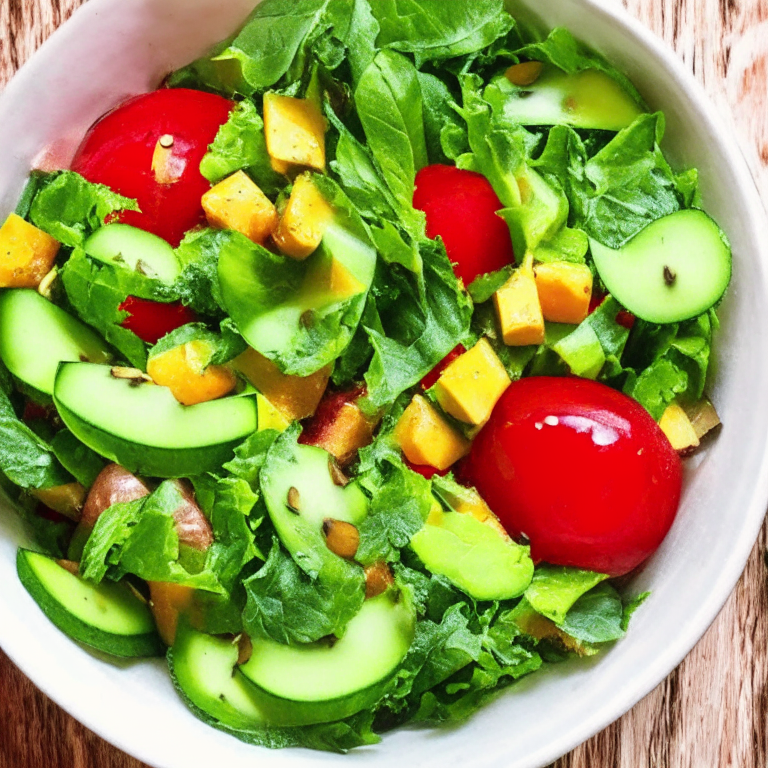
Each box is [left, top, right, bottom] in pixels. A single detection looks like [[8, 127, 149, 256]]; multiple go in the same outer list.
[[1, 1, 767, 766]]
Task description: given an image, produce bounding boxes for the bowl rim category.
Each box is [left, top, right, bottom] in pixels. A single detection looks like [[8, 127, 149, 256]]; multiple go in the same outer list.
[[0, 1, 767, 766]]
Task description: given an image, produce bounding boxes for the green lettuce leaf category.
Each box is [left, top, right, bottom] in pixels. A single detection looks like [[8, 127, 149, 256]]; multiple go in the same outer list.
[[50, 429, 106, 488], [524, 564, 608, 624]]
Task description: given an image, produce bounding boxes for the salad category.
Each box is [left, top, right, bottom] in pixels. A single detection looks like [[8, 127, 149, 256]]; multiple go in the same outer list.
[[0, 0, 730, 753]]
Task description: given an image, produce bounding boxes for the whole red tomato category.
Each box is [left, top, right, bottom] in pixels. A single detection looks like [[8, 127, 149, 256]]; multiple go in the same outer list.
[[413, 164, 515, 286], [72, 89, 234, 247], [460, 377, 682, 576]]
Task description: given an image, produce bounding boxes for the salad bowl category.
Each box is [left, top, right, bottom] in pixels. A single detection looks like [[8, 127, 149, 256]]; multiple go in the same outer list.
[[0, 0, 767, 767]]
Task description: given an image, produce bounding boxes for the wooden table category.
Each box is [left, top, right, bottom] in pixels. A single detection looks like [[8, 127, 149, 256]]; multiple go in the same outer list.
[[1, 1, 767, 766]]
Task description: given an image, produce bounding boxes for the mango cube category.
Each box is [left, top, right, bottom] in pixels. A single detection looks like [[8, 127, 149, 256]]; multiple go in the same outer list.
[[394, 395, 471, 471], [232, 346, 330, 422], [433, 338, 510, 426], [494, 254, 545, 346], [274, 174, 334, 260], [202, 171, 278, 245], [147, 340, 237, 406], [0, 213, 60, 288], [263, 93, 326, 172], [534, 261, 593, 325], [659, 402, 700, 455]]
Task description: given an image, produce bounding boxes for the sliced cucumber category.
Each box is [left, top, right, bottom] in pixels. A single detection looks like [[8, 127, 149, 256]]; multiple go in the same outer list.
[[219, 205, 376, 375], [53, 362, 258, 478], [17, 549, 162, 657], [411, 509, 533, 601], [0, 290, 111, 395], [239, 591, 415, 722], [590, 210, 732, 324], [170, 627, 326, 730], [493, 66, 643, 131], [84, 223, 181, 284], [261, 434, 368, 576]]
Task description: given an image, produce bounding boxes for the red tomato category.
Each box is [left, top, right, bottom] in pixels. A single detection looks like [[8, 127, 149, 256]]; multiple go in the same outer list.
[[413, 165, 515, 285], [72, 89, 234, 247], [405, 460, 448, 480], [420, 344, 467, 391], [119, 296, 197, 345], [459, 377, 682, 576]]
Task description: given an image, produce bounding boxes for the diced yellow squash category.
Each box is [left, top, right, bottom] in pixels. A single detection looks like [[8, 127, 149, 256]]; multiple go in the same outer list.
[[394, 395, 471, 471], [433, 338, 511, 426], [274, 174, 334, 260], [32, 482, 86, 522], [147, 340, 237, 406], [148, 581, 195, 646], [534, 261, 593, 325], [271, 157, 292, 175], [505, 61, 544, 87], [659, 402, 700, 455], [201, 171, 278, 245], [232, 346, 330, 422], [683, 398, 721, 441], [493, 254, 545, 346], [0, 214, 60, 288], [263, 93, 326, 172], [257, 393, 292, 432]]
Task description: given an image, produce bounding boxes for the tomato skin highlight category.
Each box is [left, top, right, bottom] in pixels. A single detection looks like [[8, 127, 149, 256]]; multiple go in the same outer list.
[[413, 165, 515, 286], [118, 296, 197, 345], [460, 377, 682, 576], [72, 89, 234, 247]]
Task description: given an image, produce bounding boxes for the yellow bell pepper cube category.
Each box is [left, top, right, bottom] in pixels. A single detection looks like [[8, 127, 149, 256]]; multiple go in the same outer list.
[[202, 171, 278, 245], [232, 346, 330, 422], [263, 93, 326, 172], [534, 261, 593, 324], [493, 254, 545, 346], [274, 174, 334, 260], [147, 340, 237, 407], [659, 402, 700, 455], [0, 213, 60, 288], [433, 338, 511, 426], [394, 395, 471, 471]]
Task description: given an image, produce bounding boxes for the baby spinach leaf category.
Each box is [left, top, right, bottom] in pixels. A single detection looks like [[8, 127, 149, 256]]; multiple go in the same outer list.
[[50, 429, 106, 488], [524, 564, 608, 624], [559, 582, 626, 644]]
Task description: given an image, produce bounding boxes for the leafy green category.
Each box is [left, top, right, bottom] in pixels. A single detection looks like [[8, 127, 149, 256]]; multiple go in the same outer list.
[[467, 265, 514, 304], [223, 429, 281, 488], [371, 0, 515, 67], [28, 171, 138, 248], [173, 228, 231, 318], [50, 429, 106, 488], [149, 322, 246, 367], [60, 248, 173, 368], [355, 50, 428, 215], [200, 100, 285, 197], [559, 582, 626, 643], [242, 537, 365, 645], [416, 72, 464, 166], [524, 564, 608, 624]]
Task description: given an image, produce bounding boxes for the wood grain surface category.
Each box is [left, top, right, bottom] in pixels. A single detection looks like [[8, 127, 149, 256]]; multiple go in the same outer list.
[[1, 1, 767, 767]]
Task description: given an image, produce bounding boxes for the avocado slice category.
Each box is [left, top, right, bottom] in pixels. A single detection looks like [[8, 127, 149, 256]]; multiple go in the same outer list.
[[17, 549, 163, 657], [53, 362, 258, 478], [0, 289, 111, 395], [218, 177, 377, 376], [84, 223, 181, 285], [238, 590, 415, 723], [590, 209, 732, 324], [260, 429, 368, 577], [492, 65, 644, 131], [411, 500, 533, 601]]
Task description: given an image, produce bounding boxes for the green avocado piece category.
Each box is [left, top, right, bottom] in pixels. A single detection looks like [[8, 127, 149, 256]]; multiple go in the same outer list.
[[590, 209, 732, 324], [411, 508, 534, 601], [493, 66, 644, 131], [260, 429, 368, 577]]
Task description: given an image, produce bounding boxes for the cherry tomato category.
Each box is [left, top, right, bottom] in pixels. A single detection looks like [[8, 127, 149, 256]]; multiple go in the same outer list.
[[413, 165, 515, 286], [459, 377, 682, 576], [405, 460, 448, 480], [72, 89, 234, 247], [119, 296, 197, 345], [420, 344, 467, 391]]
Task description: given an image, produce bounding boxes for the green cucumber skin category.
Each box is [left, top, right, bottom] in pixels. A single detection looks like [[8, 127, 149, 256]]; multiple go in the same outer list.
[[0, 289, 111, 395], [55, 399, 246, 479], [590, 209, 732, 324], [17, 549, 163, 658]]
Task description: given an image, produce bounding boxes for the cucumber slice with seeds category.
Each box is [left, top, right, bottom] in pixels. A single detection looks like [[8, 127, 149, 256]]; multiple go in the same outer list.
[[17, 549, 162, 657]]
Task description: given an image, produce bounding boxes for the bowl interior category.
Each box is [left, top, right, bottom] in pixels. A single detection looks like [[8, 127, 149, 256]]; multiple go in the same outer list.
[[0, 1, 767, 767]]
